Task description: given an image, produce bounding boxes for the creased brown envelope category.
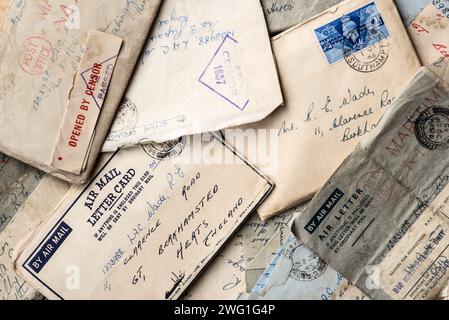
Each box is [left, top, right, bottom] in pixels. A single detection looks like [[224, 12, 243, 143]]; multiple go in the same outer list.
[[102, 0, 283, 151], [1, 175, 70, 300], [293, 60, 449, 300], [226, 0, 421, 220], [0, 0, 161, 184], [15, 134, 273, 300], [407, 3, 449, 65]]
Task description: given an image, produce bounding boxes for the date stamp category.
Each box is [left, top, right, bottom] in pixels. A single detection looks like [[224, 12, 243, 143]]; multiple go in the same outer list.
[[286, 238, 327, 281], [142, 137, 186, 161], [415, 106, 449, 150], [106, 98, 139, 142]]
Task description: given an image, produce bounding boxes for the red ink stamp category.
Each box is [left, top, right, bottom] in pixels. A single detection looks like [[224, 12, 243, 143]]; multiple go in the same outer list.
[[19, 36, 54, 75], [357, 170, 394, 208]]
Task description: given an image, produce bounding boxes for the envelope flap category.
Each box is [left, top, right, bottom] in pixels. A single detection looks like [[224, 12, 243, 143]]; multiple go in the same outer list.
[[50, 31, 122, 175]]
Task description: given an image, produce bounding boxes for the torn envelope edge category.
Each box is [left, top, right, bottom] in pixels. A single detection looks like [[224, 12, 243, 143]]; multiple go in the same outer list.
[[5, 176, 71, 300], [103, 15, 285, 150]]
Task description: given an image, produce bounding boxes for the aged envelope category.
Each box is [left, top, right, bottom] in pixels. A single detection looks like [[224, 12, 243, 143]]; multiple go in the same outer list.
[[0, 155, 44, 233], [226, 0, 421, 220], [241, 233, 346, 300], [184, 210, 293, 300], [15, 134, 273, 300], [243, 210, 295, 291], [293, 61, 449, 300], [1, 175, 70, 300], [102, 0, 283, 151], [0, 0, 161, 184], [0, 155, 29, 198], [407, 3, 449, 65], [395, 0, 432, 26], [261, 0, 344, 35]]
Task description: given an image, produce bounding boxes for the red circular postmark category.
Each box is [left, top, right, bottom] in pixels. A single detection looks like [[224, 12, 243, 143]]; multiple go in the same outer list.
[[356, 170, 394, 208], [18, 36, 54, 75]]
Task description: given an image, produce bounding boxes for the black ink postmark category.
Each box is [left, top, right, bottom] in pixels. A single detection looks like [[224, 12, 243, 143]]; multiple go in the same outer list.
[[286, 238, 327, 282], [343, 28, 389, 73], [142, 137, 186, 160], [415, 106, 449, 151], [106, 98, 138, 142]]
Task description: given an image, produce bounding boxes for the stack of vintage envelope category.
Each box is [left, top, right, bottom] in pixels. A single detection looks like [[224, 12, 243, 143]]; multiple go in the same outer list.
[[2, 0, 449, 301]]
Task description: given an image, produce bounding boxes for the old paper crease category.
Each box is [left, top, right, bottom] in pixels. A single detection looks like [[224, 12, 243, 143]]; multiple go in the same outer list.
[[0, 0, 161, 184], [102, 0, 283, 151]]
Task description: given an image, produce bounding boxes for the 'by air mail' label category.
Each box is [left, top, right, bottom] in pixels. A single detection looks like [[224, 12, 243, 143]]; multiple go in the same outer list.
[[314, 2, 390, 64], [27, 222, 73, 273], [305, 189, 344, 234]]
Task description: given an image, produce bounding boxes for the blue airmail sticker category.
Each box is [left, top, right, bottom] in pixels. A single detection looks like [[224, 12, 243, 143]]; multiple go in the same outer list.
[[315, 2, 390, 71]]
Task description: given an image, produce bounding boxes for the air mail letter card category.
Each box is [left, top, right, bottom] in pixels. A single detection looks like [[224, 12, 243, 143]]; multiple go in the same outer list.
[[16, 134, 273, 300]]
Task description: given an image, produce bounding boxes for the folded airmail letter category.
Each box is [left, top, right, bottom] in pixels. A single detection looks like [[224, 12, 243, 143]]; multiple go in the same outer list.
[[102, 0, 283, 151], [261, 0, 344, 35], [294, 60, 449, 300], [15, 134, 274, 300], [0, 0, 161, 184], [1, 175, 70, 300], [407, 3, 449, 65], [226, 0, 422, 220], [243, 210, 295, 292], [241, 233, 345, 300], [184, 210, 292, 300]]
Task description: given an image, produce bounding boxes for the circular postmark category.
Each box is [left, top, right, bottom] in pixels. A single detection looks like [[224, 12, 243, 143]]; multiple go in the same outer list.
[[356, 170, 394, 208], [19, 36, 54, 75], [414, 106, 449, 151], [343, 28, 389, 73], [109, 98, 139, 135], [142, 137, 187, 161], [286, 239, 327, 282]]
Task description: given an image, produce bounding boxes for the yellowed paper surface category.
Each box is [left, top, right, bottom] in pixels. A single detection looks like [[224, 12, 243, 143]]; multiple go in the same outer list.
[[1, 175, 70, 300], [102, 0, 283, 151], [0, 0, 161, 184], [408, 3, 449, 65], [227, 0, 421, 220], [15, 134, 273, 300]]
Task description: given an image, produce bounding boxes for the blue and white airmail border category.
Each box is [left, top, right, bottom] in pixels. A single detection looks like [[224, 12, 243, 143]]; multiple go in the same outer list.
[[315, 2, 390, 65]]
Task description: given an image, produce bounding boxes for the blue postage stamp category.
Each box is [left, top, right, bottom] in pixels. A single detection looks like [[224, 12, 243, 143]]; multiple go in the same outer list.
[[315, 2, 390, 65]]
